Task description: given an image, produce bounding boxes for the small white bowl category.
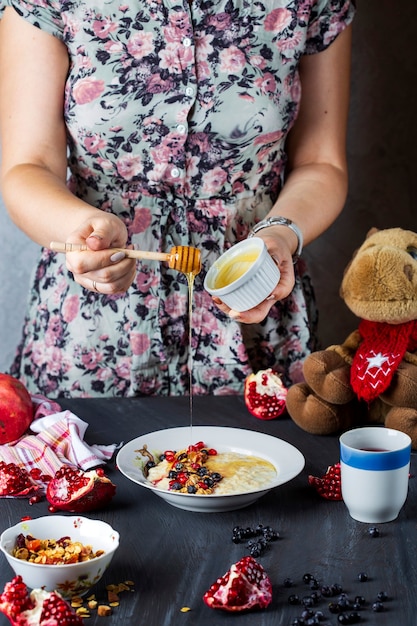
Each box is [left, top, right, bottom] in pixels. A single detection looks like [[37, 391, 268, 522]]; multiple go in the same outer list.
[[0, 516, 119, 598], [204, 238, 280, 312]]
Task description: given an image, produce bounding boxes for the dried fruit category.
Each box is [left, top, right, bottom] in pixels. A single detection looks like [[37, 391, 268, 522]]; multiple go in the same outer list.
[[0, 374, 33, 444], [0, 462, 40, 498], [244, 368, 287, 420], [46, 465, 116, 513], [203, 555, 272, 612], [308, 463, 342, 501], [0, 575, 83, 625]]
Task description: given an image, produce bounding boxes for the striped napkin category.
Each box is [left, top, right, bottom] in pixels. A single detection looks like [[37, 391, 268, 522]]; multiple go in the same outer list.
[[0, 394, 117, 492]]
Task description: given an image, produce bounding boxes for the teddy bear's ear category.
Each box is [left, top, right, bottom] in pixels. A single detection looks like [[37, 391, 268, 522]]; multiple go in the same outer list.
[[339, 228, 378, 297]]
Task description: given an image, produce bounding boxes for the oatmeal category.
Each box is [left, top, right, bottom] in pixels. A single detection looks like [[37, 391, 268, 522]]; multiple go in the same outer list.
[[136, 441, 277, 495]]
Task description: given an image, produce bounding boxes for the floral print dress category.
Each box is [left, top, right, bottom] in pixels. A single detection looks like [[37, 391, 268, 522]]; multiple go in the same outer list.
[[1, 0, 355, 398]]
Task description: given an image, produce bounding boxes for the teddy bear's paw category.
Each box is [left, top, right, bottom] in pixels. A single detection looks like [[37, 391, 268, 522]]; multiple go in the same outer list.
[[384, 406, 417, 450], [379, 361, 417, 407], [286, 383, 356, 435], [303, 350, 355, 404]]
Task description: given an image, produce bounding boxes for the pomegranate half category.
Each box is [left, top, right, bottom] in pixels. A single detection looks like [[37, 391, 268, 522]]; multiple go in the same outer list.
[[46, 465, 116, 512]]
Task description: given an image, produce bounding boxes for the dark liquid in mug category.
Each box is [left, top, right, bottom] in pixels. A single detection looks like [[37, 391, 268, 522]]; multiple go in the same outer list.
[[360, 448, 389, 452]]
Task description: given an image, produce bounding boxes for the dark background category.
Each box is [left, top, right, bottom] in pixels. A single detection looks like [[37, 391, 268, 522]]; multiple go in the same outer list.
[[305, 0, 417, 348]]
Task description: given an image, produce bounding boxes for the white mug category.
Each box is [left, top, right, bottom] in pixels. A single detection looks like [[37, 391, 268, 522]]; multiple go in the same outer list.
[[340, 426, 411, 523]]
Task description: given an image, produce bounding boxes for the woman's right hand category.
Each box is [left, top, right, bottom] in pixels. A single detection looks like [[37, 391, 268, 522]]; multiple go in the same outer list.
[[63, 214, 137, 294]]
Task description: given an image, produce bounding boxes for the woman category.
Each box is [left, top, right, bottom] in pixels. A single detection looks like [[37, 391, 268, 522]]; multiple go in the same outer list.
[[0, 0, 355, 397]]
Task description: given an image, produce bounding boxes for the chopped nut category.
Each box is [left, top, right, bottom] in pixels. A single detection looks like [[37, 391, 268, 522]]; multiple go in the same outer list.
[[109, 602, 120, 607], [180, 606, 191, 612], [97, 605, 112, 617], [107, 590, 119, 603], [75, 607, 90, 617], [88, 599, 98, 610]]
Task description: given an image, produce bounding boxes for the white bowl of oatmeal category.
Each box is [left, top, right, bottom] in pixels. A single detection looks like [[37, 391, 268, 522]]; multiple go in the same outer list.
[[0, 516, 119, 598], [116, 426, 305, 513]]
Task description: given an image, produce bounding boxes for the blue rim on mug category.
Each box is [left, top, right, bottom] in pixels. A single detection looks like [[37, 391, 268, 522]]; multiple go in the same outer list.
[[340, 427, 411, 471]]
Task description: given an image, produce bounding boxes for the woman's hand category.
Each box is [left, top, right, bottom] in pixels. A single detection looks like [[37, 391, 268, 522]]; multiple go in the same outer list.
[[63, 215, 137, 294]]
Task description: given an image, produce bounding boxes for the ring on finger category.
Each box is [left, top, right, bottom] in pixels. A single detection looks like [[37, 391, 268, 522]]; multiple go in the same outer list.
[[92, 280, 99, 292]]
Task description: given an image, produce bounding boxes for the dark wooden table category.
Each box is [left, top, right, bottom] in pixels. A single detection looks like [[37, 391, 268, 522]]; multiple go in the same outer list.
[[1, 395, 416, 625]]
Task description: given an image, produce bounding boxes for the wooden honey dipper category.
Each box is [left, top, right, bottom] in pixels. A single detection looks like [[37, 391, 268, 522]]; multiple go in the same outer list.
[[50, 241, 201, 275]]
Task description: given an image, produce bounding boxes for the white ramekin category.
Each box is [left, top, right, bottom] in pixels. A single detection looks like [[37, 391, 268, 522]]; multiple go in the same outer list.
[[204, 238, 280, 312]]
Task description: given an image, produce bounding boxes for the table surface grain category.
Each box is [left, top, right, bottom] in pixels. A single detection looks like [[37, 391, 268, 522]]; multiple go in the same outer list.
[[1, 395, 416, 626]]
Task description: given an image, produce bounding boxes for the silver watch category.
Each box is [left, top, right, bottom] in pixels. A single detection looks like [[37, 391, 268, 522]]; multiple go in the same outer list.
[[248, 216, 303, 262]]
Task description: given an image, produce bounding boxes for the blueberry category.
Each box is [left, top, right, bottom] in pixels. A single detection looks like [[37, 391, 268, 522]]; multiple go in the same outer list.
[[329, 602, 341, 614], [170, 481, 182, 490], [337, 614, 351, 625], [338, 597, 351, 610], [354, 595, 366, 606], [357, 572, 368, 582], [288, 594, 300, 605], [372, 601, 384, 612], [310, 591, 321, 604], [377, 591, 388, 601], [321, 586, 333, 597], [283, 577, 293, 588], [368, 526, 380, 537], [303, 573, 314, 583], [187, 485, 197, 494]]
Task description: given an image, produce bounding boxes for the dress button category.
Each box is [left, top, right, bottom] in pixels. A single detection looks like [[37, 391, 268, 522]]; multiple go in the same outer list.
[[171, 167, 181, 178], [182, 37, 192, 47], [177, 124, 186, 134], [185, 86, 194, 97]]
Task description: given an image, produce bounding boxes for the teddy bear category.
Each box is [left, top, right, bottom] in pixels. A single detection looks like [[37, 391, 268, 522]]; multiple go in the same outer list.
[[286, 227, 417, 448]]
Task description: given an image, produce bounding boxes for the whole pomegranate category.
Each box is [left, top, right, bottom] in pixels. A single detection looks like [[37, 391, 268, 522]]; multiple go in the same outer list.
[[0, 374, 33, 444], [0, 575, 83, 625], [46, 465, 116, 512]]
